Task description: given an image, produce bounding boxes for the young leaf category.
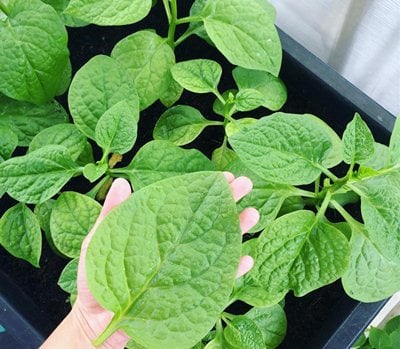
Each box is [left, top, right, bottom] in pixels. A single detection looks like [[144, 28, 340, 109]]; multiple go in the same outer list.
[[224, 316, 265, 349], [171, 59, 222, 94], [159, 77, 183, 108], [50, 192, 101, 258], [69, 55, 138, 139], [389, 117, 400, 165], [342, 113, 375, 165], [232, 67, 287, 111], [211, 143, 238, 170], [201, 0, 281, 75], [187, 0, 213, 45], [122, 140, 215, 190], [76, 142, 95, 166], [229, 113, 343, 185], [29, 124, 86, 161], [65, 0, 152, 26], [213, 89, 237, 117], [368, 328, 392, 349], [342, 223, 400, 302], [0, 0, 70, 103], [34, 199, 60, 253], [358, 143, 389, 170], [86, 172, 242, 349], [58, 258, 79, 294], [112, 31, 175, 110], [0, 145, 79, 204], [41, 0, 88, 27], [0, 126, 18, 160], [0, 94, 69, 146], [234, 89, 264, 112], [83, 163, 108, 183], [225, 118, 257, 137], [95, 100, 139, 155], [384, 315, 400, 334], [249, 211, 350, 304], [0, 203, 42, 267], [153, 105, 219, 146]]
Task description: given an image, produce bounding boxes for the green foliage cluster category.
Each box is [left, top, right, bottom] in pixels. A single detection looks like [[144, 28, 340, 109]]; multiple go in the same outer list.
[[0, 1, 399, 348]]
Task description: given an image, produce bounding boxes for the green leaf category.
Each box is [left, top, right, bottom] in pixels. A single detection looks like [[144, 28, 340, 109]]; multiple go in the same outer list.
[[342, 113, 375, 165], [201, 0, 281, 75], [95, 100, 139, 155], [65, 0, 152, 25], [226, 159, 299, 233], [69, 55, 138, 139], [0, 126, 18, 159], [212, 89, 237, 117], [83, 163, 108, 183], [278, 196, 305, 217], [0, 145, 79, 204], [224, 316, 265, 349], [245, 305, 287, 349], [234, 89, 264, 112], [384, 315, 400, 334], [29, 124, 86, 161], [358, 143, 389, 170], [369, 328, 392, 349], [159, 77, 183, 108], [58, 258, 79, 294], [352, 333, 367, 348], [0, 0, 70, 103], [171, 59, 222, 94], [249, 211, 350, 304], [34, 199, 59, 253], [0, 203, 42, 267], [50, 192, 101, 258], [41, 0, 87, 27], [76, 142, 95, 166], [123, 140, 215, 190], [211, 143, 238, 170], [225, 118, 257, 138], [389, 117, 400, 165], [153, 105, 219, 146], [86, 172, 241, 349], [232, 67, 287, 111], [342, 223, 400, 302], [112, 31, 175, 110], [0, 94, 69, 146], [229, 113, 343, 185]]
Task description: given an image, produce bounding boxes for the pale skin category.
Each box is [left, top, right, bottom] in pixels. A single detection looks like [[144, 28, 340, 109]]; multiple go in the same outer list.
[[41, 173, 259, 349]]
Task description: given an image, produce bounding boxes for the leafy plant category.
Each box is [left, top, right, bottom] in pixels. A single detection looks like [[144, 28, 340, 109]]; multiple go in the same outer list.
[[0, 0, 399, 348]]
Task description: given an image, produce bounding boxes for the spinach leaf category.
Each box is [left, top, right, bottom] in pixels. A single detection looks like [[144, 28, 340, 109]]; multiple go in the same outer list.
[[224, 316, 265, 349], [83, 163, 108, 183], [213, 89, 237, 117], [0, 145, 79, 204], [358, 142, 389, 171], [69, 55, 138, 139], [86, 172, 241, 348], [225, 118, 257, 138], [234, 89, 265, 112], [95, 100, 139, 155], [0, 0, 70, 103], [389, 116, 400, 165], [0, 203, 42, 267], [212, 143, 238, 170], [29, 124, 86, 161], [112, 31, 175, 110], [229, 113, 343, 185], [369, 328, 392, 349], [0, 125, 18, 160], [342, 113, 375, 165], [121, 140, 215, 190], [249, 211, 350, 304], [76, 142, 95, 166], [201, 0, 281, 75], [41, 0, 87, 27], [0, 94, 69, 146], [65, 0, 152, 26], [187, 0, 213, 45], [171, 59, 222, 94], [50, 192, 101, 258], [153, 105, 221, 145], [233, 67, 287, 111], [159, 77, 183, 108], [58, 258, 79, 294], [34, 199, 59, 254]]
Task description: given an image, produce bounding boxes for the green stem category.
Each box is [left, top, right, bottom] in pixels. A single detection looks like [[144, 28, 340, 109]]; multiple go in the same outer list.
[[316, 190, 332, 220], [175, 16, 203, 25], [213, 89, 225, 105], [318, 166, 339, 182], [167, 0, 178, 48], [314, 175, 320, 195], [175, 27, 197, 47], [86, 176, 110, 199], [162, 0, 171, 23], [92, 318, 120, 347], [331, 200, 360, 228], [206, 121, 225, 126], [347, 162, 355, 178], [295, 188, 317, 198]]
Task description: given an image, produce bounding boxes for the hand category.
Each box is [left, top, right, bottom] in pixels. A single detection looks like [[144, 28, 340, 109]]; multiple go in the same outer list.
[[42, 174, 259, 349]]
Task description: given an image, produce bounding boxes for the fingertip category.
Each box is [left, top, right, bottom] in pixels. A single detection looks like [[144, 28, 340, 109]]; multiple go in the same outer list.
[[231, 176, 253, 202], [223, 171, 235, 183], [240, 207, 260, 234], [236, 255, 254, 278], [101, 178, 132, 217]]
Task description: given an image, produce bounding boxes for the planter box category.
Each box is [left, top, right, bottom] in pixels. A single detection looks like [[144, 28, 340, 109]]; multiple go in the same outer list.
[[0, 5, 396, 348]]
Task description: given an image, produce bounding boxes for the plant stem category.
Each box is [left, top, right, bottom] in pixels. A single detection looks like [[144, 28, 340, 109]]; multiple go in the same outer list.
[[213, 89, 226, 105], [86, 176, 110, 199], [316, 190, 332, 220], [314, 175, 320, 195], [318, 166, 339, 182], [167, 0, 178, 48], [175, 16, 203, 25], [162, 0, 171, 23], [92, 319, 119, 347], [295, 188, 317, 198], [331, 200, 360, 228], [175, 27, 197, 47]]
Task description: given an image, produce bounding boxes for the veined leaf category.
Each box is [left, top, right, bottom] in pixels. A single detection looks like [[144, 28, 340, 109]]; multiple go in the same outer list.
[[86, 172, 242, 349], [211, 143, 238, 170], [225, 118, 257, 138], [224, 316, 264, 349], [112, 31, 175, 110], [58, 258, 79, 294], [159, 77, 183, 108], [0, 126, 18, 160], [41, 0, 88, 27], [389, 117, 400, 165], [358, 142, 389, 170], [83, 163, 108, 183], [234, 89, 264, 112]]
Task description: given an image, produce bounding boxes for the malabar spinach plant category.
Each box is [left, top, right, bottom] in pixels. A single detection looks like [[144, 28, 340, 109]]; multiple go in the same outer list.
[[0, 0, 399, 348]]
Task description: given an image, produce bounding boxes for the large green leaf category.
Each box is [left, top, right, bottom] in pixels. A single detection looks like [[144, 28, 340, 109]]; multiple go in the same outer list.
[[211, 143, 238, 171], [86, 172, 242, 349], [224, 316, 264, 349], [358, 142, 389, 170], [171, 59, 222, 94], [342, 223, 400, 302], [0, 203, 42, 267], [0, 94, 69, 146], [69, 55, 138, 139], [0, 0, 70, 103], [0, 126, 18, 160], [122, 140, 215, 190], [112, 31, 175, 110], [0, 145, 79, 204], [232, 67, 287, 111], [95, 100, 139, 155], [65, 0, 152, 25], [58, 258, 79, 294], [153, 105, 220, 146], [249, 211, 350, 304], [342, 113, 375, 165], [50, 192, 101, 258], [29, 124, 86, 161], [159, 77, 183, 108], [41, 0, 88, 27], [229, 113, 343, 185], [389, 117, 400, 165], [201, 0, 281, 75]]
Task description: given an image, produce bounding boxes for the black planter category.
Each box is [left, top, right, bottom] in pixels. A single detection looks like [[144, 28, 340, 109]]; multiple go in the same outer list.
[[0, 3, 396, 348]]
